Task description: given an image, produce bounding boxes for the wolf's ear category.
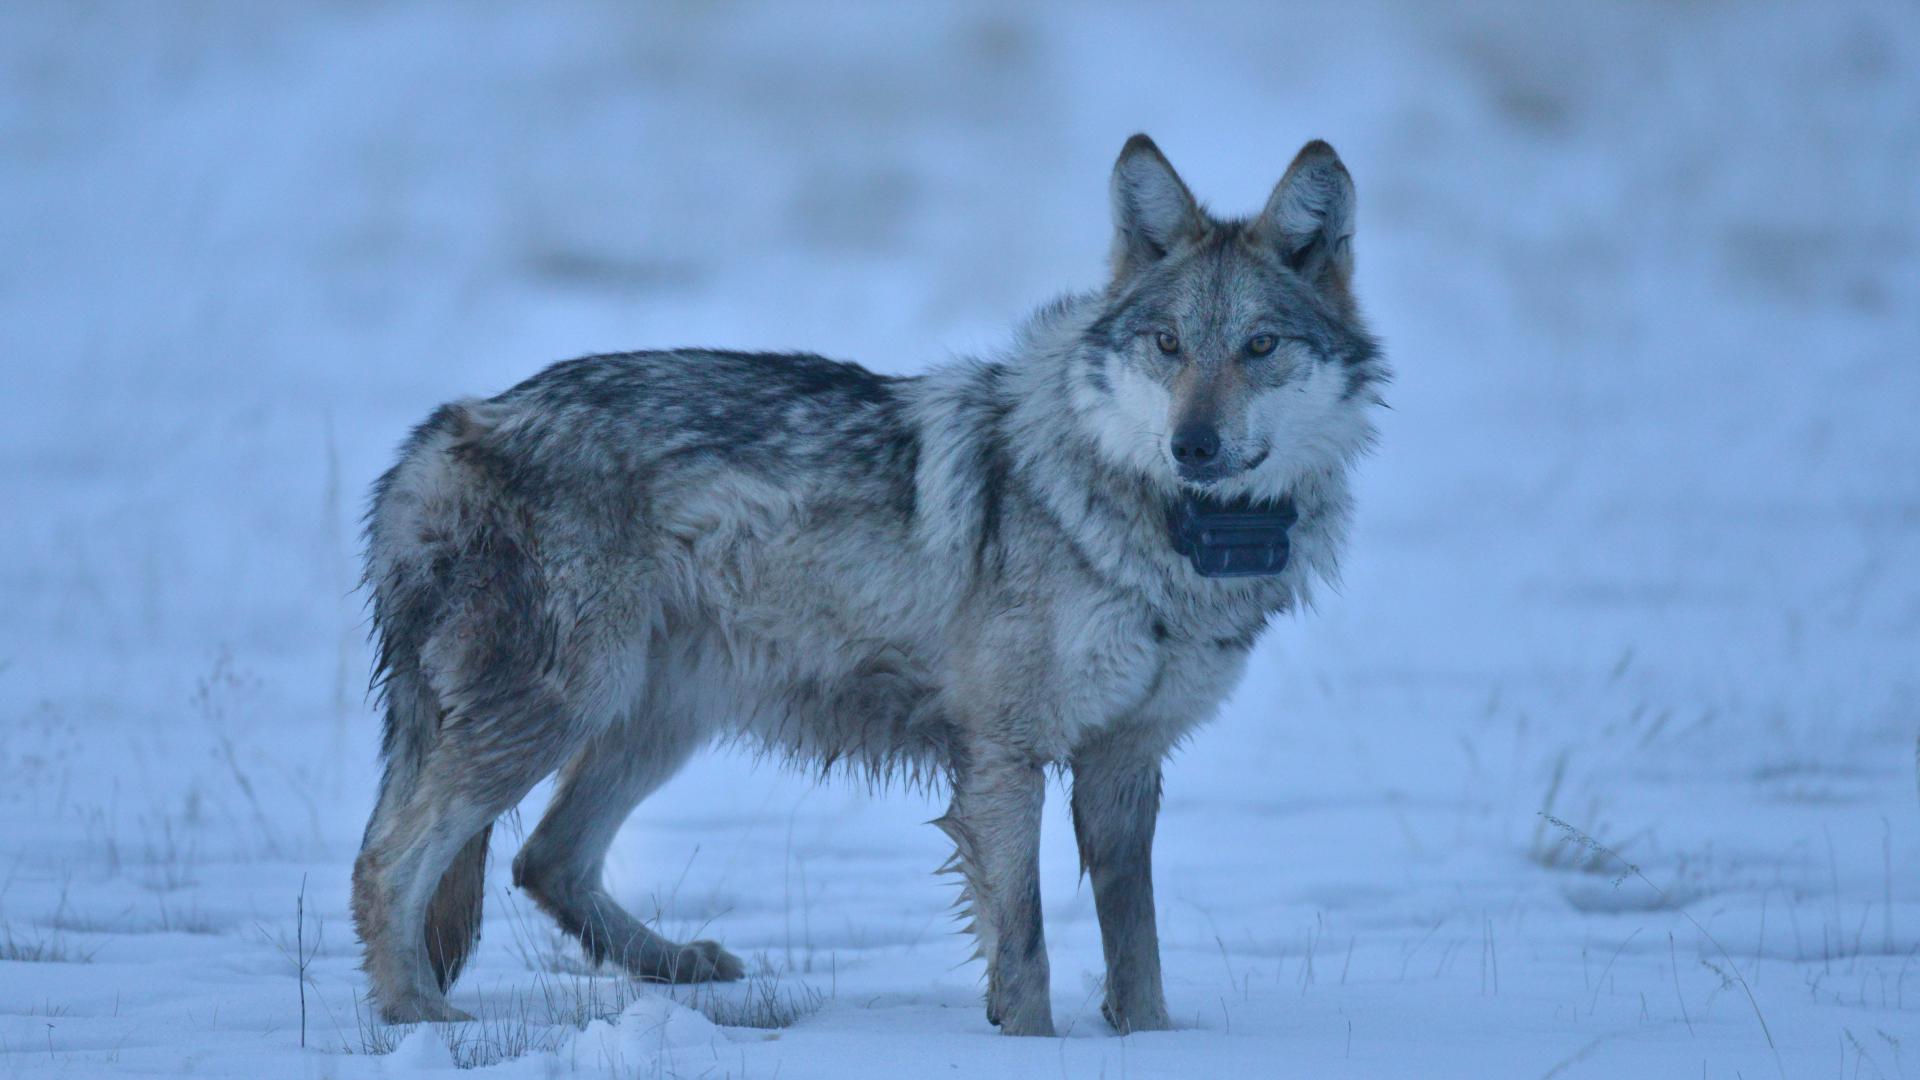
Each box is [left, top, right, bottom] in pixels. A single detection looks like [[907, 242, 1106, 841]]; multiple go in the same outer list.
[[1110, 134, 1205, 277], [1256, 140, 1356, 293]]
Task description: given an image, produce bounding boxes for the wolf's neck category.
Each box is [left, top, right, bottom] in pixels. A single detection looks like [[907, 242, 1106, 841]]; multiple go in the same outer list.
[[995, 300, 1195, 588]]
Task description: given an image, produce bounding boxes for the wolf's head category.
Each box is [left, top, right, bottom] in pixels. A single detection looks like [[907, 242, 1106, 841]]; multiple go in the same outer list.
[[1075, 135, 1385, 500]]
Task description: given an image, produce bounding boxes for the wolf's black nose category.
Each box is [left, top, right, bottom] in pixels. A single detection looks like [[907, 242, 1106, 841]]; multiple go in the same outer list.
[[1171, 424, 1220, 467]]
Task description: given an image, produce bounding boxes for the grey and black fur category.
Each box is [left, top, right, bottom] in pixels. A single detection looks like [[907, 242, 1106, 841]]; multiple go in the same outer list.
[[352, 135, 1386, 1035]]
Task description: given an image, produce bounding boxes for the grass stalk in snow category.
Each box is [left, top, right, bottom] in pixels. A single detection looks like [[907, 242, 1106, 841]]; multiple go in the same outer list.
[[1541, 813, 1782, 1079], [1668, 932, 1692, 1036], [682, 958, 826, 1030], [347, 893, 825, 1068], [255, 874, 321, 1049], [351, 965, 822, 1068], [296, 877, 309, 1047], [0, 922, 98, 963]]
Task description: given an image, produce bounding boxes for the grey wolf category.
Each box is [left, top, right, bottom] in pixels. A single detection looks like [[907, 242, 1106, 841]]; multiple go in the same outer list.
[[351, 134, 1385, 1036]]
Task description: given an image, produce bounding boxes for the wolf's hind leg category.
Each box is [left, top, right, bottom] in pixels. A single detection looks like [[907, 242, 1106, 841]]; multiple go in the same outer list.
[[512, 714, 743, 984], [937, 741, 1054, 1036]]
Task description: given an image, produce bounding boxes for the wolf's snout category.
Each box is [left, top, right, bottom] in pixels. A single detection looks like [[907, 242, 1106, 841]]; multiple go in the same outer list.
[[1172, 422, 1227, 481], [1171, 423, 1219, 467]]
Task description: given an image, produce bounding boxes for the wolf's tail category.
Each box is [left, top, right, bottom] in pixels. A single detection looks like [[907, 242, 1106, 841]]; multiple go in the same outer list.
[[425, 823, 490, 991], [354, 665, 491, 993], [354, 402, 501, 994]]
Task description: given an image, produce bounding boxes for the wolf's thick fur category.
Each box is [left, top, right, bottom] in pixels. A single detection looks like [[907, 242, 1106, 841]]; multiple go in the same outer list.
[[352, 135, 1386, 1034]]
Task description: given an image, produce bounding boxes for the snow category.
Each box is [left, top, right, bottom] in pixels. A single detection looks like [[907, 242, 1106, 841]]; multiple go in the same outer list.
[[2, 3, 1916, 1077]]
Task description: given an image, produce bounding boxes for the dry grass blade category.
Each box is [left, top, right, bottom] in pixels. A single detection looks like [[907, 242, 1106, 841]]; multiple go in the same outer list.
[[1540, 813, 1782, 1080]]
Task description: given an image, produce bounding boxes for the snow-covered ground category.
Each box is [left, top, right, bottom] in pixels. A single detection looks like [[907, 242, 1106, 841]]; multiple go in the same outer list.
[[3, 4, 1916, 1077]]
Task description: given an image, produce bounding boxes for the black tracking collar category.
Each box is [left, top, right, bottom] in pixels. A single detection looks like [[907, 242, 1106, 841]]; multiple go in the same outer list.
[[1167, 491, 1298, 578]]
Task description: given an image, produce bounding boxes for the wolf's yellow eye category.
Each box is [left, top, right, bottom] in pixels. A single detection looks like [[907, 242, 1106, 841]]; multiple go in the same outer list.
[[1155, 331, 1180, 355], [1247, 334, 1278, 357]]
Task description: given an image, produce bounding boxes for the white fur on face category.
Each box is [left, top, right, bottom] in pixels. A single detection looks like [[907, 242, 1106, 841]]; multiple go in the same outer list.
[[1080, 357, 1177, 481], [1076, 347, 1373, 503], [1219, 355, 1376, 502]]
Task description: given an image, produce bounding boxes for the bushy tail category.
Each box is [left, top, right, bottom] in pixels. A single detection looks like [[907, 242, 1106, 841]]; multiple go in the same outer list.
[[356, 400, 508, 999], [354, 668, 494, 994], [425, 824, 489, 991]]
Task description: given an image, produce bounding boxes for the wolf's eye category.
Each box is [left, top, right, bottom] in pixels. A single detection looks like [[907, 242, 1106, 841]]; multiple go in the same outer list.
[[1154, 331, 1180, 355], [1247, 334, 1278, 357]]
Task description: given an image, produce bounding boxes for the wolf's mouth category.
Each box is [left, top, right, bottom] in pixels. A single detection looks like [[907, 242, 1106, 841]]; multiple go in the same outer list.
[[1174, 447, 1268, 488]]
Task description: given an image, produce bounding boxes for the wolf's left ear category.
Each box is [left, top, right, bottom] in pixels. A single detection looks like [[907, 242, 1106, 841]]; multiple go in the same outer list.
[[1110, 134, 1205, 278], [1256, 140, 1356, 293]]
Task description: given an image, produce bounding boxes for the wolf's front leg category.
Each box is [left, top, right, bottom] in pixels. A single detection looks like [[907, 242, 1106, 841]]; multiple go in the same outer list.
[[936, 745, 1054, 1036], [1070, 730, 1172, 1033]]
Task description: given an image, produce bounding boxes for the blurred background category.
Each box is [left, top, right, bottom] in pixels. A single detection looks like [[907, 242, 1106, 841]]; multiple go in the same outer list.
[[1, 4, 1915, 1076]]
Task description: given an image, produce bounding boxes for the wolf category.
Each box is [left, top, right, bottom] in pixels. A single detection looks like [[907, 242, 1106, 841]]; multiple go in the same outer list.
[[351, 134, 1385, 1036]]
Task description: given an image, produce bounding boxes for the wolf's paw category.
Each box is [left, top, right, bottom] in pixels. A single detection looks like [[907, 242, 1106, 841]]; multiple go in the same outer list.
[[379, 996, 476, 1025], [987, 987, 1056, 1036], [1101, 998, 1171, 1034], [660, 939, 745, 984], [990, 1005, 1057, 1037]]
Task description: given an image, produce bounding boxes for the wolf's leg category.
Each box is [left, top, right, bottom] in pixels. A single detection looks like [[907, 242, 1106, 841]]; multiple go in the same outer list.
[[355, 731, 569, 1024], [1070, 728, 1172, 1033], [512, 716, 743, 983], [937, 741, 1054, 1036]]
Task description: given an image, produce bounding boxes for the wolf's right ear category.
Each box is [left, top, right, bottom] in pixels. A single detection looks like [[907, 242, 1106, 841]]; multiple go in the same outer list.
[[1110, 134, 1205, 278]]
